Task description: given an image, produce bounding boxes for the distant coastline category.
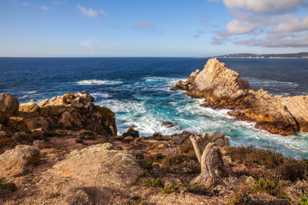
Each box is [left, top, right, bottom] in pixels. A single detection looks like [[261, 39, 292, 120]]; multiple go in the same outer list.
[[215, 52, 308, 59]]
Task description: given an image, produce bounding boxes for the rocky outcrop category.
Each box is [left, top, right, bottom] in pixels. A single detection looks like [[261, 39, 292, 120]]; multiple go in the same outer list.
[[174, 58, 308, 135], [0, 92, 117, 151], [0, 145, 40, 178]]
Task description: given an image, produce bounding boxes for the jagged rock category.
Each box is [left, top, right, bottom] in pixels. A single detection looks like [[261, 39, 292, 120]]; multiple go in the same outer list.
[[23, 116, 50, 131], [0, 145, 40, 178], [19, 102, 40, 113], [175, 58, 308, 135], [39, 92, 94, 108], [0, 93, 19, 123], [59, 111, 83, 129], [48, 143, 143, 190], [122, 127, 139, 138], [2, 92, 117, 138], [282, 96, 308, 132], [193, 59, 249, 98]]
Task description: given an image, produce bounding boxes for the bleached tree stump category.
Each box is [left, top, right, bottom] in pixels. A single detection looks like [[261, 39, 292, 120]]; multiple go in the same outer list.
[[190, 135, 228, 189]]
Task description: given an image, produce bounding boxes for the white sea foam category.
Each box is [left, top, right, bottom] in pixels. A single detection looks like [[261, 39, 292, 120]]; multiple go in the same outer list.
[[97, 99, 146, 113], [144, 76, 184, 87], [76, 79, 123, 85], [91, 92, 111, 99], [177, 99, 233, 119], [24, 90, 37, 94], [121, 114, 180, 136]]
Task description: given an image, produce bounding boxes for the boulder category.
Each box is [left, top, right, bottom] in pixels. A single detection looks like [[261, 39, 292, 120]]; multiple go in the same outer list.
[[39, 92, 94, 108], [19, 102, 40, 113], [0, 93, 19, 123], [0, 93, 19, 115], [0, 145, 40, 178], [48, 143, 143, 189], [122, 127, 139, 138]]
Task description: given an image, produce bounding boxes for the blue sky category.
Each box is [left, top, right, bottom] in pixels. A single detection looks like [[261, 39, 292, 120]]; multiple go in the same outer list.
[[1, 0, 308, 57]]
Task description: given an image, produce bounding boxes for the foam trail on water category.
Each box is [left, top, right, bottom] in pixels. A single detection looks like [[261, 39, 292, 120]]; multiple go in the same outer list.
[[76, 79, 123, 85], [91, 92, 111, 99]]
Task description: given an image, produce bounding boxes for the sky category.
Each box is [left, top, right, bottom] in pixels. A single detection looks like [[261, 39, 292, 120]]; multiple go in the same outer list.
[[1, 0, 308, 57]]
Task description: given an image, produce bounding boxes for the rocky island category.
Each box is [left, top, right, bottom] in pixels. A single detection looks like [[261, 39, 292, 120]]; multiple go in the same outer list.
[[174, 58, 308, 136], [0, 92, 307, 205]]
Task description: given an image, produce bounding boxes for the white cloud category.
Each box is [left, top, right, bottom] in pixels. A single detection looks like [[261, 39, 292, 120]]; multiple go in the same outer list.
[[226, 19, 257, 34], [273, 16, 308, 32], [237, 31, 308, 47], [78, 5, 104, 17], [212, 0, 308, 48], [224, 0, 305, 13]]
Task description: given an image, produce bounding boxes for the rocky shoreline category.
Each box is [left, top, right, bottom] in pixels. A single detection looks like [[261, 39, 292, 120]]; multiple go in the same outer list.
[[173, 58, 308, 136], [0, 92, 307, 204]]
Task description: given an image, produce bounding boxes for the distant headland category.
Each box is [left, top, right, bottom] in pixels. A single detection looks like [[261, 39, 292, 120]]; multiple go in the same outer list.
[[215, 52, 308, 59]]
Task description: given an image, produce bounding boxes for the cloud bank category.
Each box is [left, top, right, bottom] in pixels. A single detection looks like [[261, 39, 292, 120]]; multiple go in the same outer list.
[[213, 0, 308, 48]]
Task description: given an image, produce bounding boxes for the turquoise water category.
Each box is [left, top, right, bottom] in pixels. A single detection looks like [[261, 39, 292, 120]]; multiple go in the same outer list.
[[1, 58, 308, 159]]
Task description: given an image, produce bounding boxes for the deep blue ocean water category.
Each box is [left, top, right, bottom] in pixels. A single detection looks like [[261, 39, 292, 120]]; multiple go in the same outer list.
[[1, 57, 308, 159]]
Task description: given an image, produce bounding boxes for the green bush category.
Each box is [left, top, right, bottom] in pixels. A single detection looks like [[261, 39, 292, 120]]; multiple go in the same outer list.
[[0, 178, 17, 195], [299, 194, 308, 205], [251, 178, 287, 198], [161, 182, 178, 194], [143, 178, 163, 188]]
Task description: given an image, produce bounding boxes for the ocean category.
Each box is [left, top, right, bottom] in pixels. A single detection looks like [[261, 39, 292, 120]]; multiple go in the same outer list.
[[1, 57, 308, 159]]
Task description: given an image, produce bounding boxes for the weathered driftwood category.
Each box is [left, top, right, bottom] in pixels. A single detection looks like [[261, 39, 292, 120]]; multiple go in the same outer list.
[[190, 135, 228, 189]]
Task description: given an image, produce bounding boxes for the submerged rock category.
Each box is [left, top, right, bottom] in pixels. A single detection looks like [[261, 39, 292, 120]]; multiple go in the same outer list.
[[175, 58, 308, 136], [162, 121, 176, 128]]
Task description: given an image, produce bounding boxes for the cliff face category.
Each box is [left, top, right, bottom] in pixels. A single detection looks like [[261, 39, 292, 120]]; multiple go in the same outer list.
[[174, 58, 308, 136]]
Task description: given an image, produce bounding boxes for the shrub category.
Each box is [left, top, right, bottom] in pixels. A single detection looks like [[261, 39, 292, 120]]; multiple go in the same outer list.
[[228, 192, 251, 205], [225, 146, 284, 169], [143, 178, 163, 188], [161, 154, 199, 174], [299, 194, 308, 205], [251, 178, 287, 198], [0, 178, 17, 196], [277, 160, 308, 182], [161, 182, 178, 194]]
